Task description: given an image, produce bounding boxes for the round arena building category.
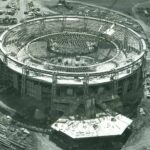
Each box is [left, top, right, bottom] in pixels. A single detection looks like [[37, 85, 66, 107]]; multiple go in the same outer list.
[[0, 1, 147, 140]]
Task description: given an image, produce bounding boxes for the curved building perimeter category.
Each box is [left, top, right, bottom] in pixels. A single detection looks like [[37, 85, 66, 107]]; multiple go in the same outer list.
[[0, 1, 147, 126]]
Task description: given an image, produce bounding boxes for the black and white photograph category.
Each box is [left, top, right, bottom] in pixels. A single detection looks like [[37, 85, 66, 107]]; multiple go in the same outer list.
[[0, 0, 149, 149]]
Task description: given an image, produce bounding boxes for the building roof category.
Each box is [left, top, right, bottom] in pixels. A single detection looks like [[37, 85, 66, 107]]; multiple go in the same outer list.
[[51, 113, 132, 139]]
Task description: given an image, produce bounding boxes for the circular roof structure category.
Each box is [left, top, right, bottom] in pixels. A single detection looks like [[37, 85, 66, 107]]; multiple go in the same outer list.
[[26, 30, 119, 69], [0, 2, 147, 85]]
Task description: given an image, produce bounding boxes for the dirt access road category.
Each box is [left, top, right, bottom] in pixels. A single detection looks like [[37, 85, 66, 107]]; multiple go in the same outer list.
[[35, 133, 62, 150]]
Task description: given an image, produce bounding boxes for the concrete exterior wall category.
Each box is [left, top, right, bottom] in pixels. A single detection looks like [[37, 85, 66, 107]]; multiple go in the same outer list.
[[0, 61, 144, 116]]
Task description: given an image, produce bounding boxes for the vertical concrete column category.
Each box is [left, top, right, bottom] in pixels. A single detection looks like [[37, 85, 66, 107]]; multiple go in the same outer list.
[[0, 62, 7, 83], [83, 15, 87, 32], [110, 71, 118, 97], [40, 19, 46, 35], [51, 72, 57, 112], [123, 27, 128, 50], [142, 55, 147, 99], [83, 74, 89, 98], [13, 73, 19, 90], [35, 83, 42, 101], [135, 69, 141, 90], [122, 79, 129, 98], [61, 16, 66, 32], [3, 54, 7, 65], [83, 74, 92, 117], [21, 66, 29, 97]]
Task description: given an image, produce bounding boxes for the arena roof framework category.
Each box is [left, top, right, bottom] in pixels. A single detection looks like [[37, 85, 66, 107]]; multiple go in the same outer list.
[[0, 13, 147, 85]]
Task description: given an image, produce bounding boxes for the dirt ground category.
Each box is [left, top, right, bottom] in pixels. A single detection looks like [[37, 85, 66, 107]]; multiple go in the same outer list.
[[37, 0, 149, 15], [34, 133, 62, 150], [70, 0, 149, 15], [121, 98, 150, 150]]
